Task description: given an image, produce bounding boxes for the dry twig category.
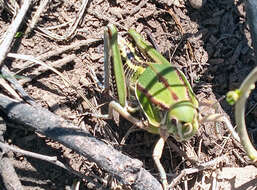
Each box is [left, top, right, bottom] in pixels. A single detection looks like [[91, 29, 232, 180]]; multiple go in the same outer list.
[[0, 0, 34, 105], [0, 94, 163, 190], [0, 156, 24, 190], [0, 116, 24, 190], [0, 141, 105, 187], [1, 65, 35, 105], [0, 76, 21, 100], [169, 155, 228, 189], [15, 38, 102, 74], [18, 54, 76, 85]]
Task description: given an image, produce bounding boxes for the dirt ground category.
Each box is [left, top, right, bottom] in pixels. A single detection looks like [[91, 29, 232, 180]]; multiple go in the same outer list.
[[0, 0, 257, 190]]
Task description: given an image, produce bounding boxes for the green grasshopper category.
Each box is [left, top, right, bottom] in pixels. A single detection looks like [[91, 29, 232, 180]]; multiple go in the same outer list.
[[97, 24, 237, 190]]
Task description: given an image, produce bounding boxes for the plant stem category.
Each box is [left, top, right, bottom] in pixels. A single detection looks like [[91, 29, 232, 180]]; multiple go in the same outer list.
[[235, 67, 257, 162]]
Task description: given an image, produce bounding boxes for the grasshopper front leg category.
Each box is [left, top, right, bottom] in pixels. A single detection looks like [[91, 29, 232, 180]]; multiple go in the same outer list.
[[153, 136, 168, 190], [100, 101, 146, 129]]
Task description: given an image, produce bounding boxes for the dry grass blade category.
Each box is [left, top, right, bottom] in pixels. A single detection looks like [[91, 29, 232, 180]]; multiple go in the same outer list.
[[0, 77, 21, 100], [25, 0, 50, 35], [0, 0, 32, 66], [0, 0, 19, 16], [7, 53, 96, 109]]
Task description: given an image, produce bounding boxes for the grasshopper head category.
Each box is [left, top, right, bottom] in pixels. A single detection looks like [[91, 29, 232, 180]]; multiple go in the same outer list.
[[165, 101, 199, 141]]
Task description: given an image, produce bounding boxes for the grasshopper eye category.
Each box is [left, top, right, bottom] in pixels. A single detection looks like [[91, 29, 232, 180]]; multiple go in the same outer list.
[[170, 118, 178, 126]]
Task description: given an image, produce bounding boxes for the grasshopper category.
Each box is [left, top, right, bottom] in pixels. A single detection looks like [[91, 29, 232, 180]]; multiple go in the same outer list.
[[96, 24, 237, 190]]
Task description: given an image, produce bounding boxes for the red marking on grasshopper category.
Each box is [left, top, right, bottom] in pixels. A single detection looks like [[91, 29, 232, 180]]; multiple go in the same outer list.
[[149, 64, 180, 101], [137, 83, 170, 110]]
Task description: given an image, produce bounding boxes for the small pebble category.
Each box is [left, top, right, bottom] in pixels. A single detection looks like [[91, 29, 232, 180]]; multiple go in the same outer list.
[[189, 0, 207, 9], [87, 182, 96, 189]]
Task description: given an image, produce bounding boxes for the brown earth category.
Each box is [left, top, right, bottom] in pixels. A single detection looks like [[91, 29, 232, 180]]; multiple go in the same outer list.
[[0, 0, 256, 190]]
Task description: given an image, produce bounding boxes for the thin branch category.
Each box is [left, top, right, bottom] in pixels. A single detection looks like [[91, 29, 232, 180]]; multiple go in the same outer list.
[[15, 38, 102, 74], [0, 155, 24, 190], [169, 155, 228, 189], [1, 65, 35, 105], [0, 115, 23, 190], [0, 77, 22, 101], [0, 141, 106, 187], [19, 54, 76, 85], [0, 0, 34, 105]]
